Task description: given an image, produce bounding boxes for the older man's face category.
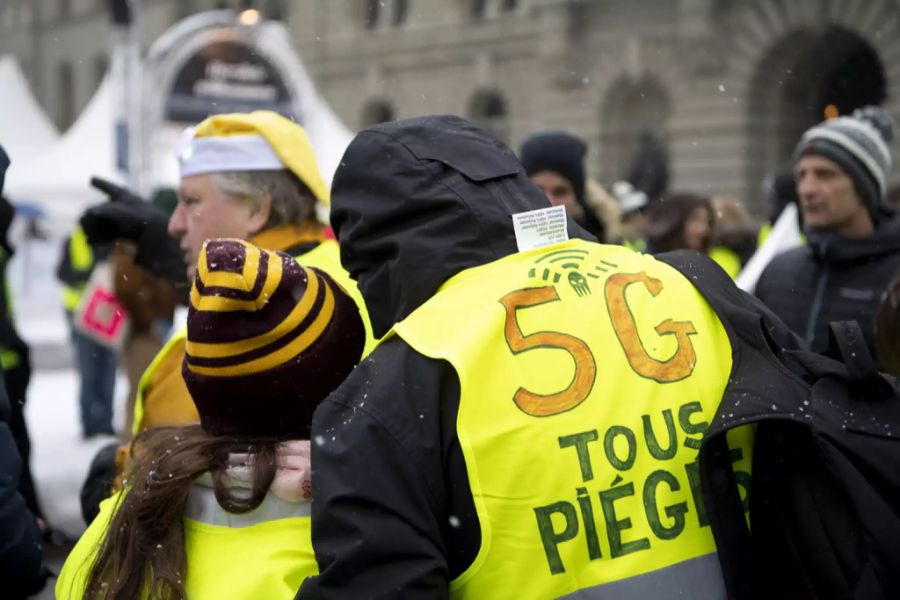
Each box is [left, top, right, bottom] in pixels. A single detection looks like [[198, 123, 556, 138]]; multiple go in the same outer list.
[[169, 174, 263, 280]]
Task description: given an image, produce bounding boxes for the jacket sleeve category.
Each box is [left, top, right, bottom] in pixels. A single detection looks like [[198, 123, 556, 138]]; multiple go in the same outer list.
[[0, 371, 46, 597], [298, 336, 478, 599]]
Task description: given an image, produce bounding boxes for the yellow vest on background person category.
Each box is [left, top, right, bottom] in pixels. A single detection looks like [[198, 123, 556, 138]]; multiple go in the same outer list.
[[57, 489, 317, 600], [708, 245, 742, 280], [392, 239, 752, 599], [61, 225, 95, 312]]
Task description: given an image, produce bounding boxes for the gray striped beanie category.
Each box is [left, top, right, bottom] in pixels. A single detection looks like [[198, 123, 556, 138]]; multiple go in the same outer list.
[[793, 106, 894, 213]]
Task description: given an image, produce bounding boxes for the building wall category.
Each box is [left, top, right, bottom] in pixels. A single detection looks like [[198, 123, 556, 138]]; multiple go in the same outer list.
[[2, 0, 900, 212]]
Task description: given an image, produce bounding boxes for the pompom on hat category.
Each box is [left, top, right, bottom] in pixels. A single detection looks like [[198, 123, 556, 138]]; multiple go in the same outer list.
[[178, 111, 330, 208], [793, 105, 894, 213], [182, 239, 365, 438]]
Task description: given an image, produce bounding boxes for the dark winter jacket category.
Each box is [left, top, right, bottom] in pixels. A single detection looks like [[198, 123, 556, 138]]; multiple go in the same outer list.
[[0, 367, 46, 598], [297, 116, 798, 599], [755, 214, 900, 359]]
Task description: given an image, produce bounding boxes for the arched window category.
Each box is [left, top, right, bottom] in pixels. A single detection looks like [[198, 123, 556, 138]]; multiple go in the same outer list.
[[599, 76, 671, 195], [468, 89, 509, 142], [266, 0, 287, 21], [364, 0, 408, 29], [471, 0, 519, 20], [364, 0, 380, 29], [360, 99, 395, 129], [745, 26, 886, 212], [392, 0, 408, 26]]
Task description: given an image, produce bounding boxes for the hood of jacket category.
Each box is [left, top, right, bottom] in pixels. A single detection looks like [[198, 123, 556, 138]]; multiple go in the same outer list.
[[330, 115, 594, 338], [806, 209, 900, 265]]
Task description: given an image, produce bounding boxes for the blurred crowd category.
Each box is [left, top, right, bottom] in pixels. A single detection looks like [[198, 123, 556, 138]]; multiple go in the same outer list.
[[1, 102, 899, 599]]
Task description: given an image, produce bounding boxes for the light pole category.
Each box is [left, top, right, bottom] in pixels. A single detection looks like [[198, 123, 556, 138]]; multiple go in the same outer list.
[[108, 0, 143, 191]]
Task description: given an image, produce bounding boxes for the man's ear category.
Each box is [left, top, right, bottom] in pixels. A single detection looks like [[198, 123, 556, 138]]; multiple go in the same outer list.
[[248, 192, 273, 234]]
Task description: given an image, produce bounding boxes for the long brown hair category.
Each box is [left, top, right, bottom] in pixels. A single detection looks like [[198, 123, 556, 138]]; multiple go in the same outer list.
[[83, 425, 279, 600], [644, 192, 714, 253]]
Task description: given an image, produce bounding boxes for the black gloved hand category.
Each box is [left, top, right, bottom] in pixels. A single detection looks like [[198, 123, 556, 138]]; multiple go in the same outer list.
[[81, 177, 188, 287], [80, 177, 168, 245]]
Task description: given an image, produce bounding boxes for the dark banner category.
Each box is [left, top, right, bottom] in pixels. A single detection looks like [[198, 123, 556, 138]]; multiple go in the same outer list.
[[165, 40, 295, 123]]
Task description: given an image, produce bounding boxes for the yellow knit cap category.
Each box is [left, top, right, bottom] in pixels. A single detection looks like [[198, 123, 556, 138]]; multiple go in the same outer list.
[[191, 111, 330, 207]]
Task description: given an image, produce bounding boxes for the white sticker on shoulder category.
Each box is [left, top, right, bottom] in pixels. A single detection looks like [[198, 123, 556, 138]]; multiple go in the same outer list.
[[512, 205, 569, 252]]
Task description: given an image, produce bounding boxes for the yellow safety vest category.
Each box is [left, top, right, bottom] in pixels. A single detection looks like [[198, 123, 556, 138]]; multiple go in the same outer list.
[[709, 246, 742, 280], [57, 485, 316, 599], [0, 245, 19, 370], [61, 226, 95, 312], [392, 239, 752, 599], [132, 239, 374, 436], [294, 239, 375, 356]]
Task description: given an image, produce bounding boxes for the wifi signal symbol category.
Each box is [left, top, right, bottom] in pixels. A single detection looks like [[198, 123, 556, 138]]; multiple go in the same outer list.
[[530, 249, 618, 281], [535, 248, 589, 270]]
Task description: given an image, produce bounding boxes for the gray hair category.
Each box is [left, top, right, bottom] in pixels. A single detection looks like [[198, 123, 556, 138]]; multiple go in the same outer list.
[[211, 169, 317, 229]]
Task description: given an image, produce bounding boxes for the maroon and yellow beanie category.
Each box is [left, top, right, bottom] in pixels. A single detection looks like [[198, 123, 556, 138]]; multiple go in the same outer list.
[[182, 239, 365, 438]]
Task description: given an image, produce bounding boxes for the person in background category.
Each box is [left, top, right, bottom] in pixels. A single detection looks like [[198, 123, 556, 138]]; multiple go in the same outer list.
[[101, 186, 179, 439], [584, 179, 622, 244], [755, 106, 900, 358], [612, 180, 649, 251], [520, 130, 606, 240], [58, 239, 366, 599], [708, 196, 759, 279], [76, 111, 372, 523], [0, 145, 47, 599], [643, 191, 714, 255], [758, 169, 802, 246], [56, 220, 117, 438], [626, 130, 669, 204]]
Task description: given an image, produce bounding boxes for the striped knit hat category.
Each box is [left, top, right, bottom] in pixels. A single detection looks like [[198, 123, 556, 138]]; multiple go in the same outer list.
[[182, 239, 365, 438], [793, 105, 894, 213]]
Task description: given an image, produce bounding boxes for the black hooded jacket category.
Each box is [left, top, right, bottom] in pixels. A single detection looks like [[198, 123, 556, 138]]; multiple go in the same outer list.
[[297, 116, 592, 599], [756, 214, 900, 359], [0, 145, 45, 598], [298, 117, 798, 599]]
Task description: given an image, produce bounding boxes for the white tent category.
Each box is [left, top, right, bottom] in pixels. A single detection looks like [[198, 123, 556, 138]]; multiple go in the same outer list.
[[5, 75, 122, 221], [0, 55, 59, 167]]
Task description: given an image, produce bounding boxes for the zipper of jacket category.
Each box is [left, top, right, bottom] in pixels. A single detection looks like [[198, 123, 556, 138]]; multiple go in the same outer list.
[[803, 262, 830, 348]]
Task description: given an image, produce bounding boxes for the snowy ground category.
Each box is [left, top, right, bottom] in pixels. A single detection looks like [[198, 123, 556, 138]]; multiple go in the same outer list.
[[9, 229, 129, 598]]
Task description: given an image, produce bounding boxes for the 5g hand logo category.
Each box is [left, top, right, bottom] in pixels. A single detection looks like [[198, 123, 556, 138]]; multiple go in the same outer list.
[[500, 271, 698, 417]]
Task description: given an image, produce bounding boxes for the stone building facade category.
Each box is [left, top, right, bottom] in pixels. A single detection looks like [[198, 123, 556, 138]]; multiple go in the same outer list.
[[2, 0, 900, 212]]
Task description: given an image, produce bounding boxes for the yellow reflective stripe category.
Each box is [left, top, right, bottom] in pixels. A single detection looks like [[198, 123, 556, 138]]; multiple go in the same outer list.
[[70, 226, 94, 271], [0, 349, 20, 370], [185, 280, 334, 377], [191, 248, 283, 313], [186, 266, 319, 359]]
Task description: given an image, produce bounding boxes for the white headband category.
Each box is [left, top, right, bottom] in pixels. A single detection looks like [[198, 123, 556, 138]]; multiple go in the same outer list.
[[178, 135, 286, 178]]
